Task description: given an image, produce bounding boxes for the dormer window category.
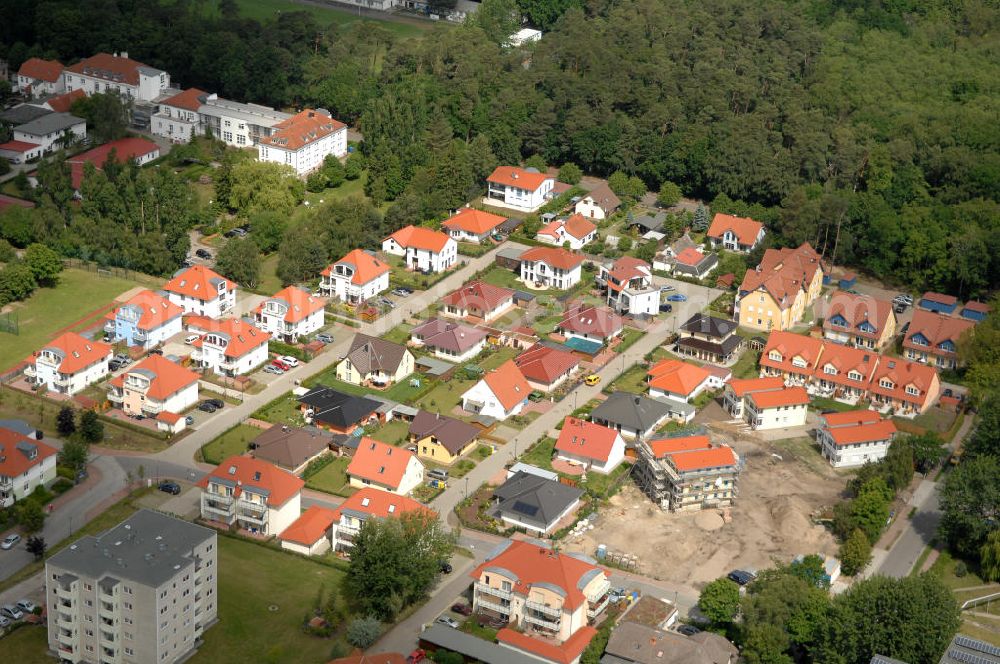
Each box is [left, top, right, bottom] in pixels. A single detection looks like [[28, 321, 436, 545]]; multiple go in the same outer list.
[[879, 379, 894, 389], [905, 385, 919, 396], [823, 365, 836, 375], [768, 351, 783, 362]]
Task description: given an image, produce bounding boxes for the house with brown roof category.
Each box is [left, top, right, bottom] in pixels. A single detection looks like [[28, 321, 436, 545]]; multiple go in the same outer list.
[[0, 427, 58, 508], [461, 360, 531, 421], [485, 166, 555, 212], [556, 305, 624, 344], [635, 434, 741, 511], [410, 319, 488, 363], [258, 108, 347, 175], [382, 225, 457, 273], [574, 183, 621, 220], [676, 313, 744, 365], [408, 410, 480, 465], [254, 285, 327, 343], [320, 249, 390, 304], [520, 247, 584, 290], [251, 424, 334, 474], [736, 243, 824, 331], [189, 318, 270, 376], [107, 355, 199, 425], [537, 214, 598, 250], [869, 356, 940, 415], [903, 309, 975, 370], [706, 212, 766, 253], [16, 58, 65, 98], [336, 333, 415, 387], [555, 417, 626, 474], [63, 51, 170, 102], [515, 343, 580, 392], [818, 411, 897, 468], [441, 281, 516, 323], [26, 332, 112, 396], [198, 456, 304, 536], [441, 208, 508, 243], [152, 87, 207, 143], [104, 289, 184, 350], [347, 438, 424, 495], [821, 291, 896, 350], [329, 487, 431, 554], [163, 265, 236, 319]]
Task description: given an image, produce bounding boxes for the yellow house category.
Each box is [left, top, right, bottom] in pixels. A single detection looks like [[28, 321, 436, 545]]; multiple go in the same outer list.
[[736, 243, 824, 331], [408, 410, 480, 466], [335, 333, 415, 387]]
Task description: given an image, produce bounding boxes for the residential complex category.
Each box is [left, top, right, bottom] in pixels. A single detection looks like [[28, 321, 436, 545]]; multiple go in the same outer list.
[[196, 94, 292, 147], [62, 52, 170, 102], [903, 309, 975, 370], [257, 108, 348, 176], [253, 286, 327, 343], [150, 87, 206, 143], [16, 57, 65, 97], [198, 456, 303, 536], [12, 112, 86, 155], [821, 291, 896, 349], [635, 434, 740, 511], [735, 243, 824, 332], [817, 410, 897, 468], [107, 355, 199, 421], [104, 290, 183, 350]]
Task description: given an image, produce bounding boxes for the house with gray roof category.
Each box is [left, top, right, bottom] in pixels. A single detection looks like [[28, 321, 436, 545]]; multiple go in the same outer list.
[[590, 392, 684, 440], [410, 318, 488, 363], [490, 470, 584, 535], [602, 621, 738, 664], [250, 424, 334, 474], [0, 103, 52, 126], [336, 333, 415, 388], [298, 385, 382, 435], [12, 111, 86, 154], [676, 313, 744, 365]]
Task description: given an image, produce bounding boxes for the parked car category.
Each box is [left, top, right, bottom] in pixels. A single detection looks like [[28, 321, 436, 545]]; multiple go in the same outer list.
[[1, 605, 23, 620], [666, 293, 688, 302], [15, 600, 34, 614], [392, 288, 413, 297], [1, 534, 21, 550], [585, 374, 601, 386], [428, 469, 449, 481], [197, 402, 218, 414], [676, 624, 701, 636], [408, 650, 426, 664], [436, 616, 460, 629], [659, 284, 675, 292], [279, 355, 299, 368], [893, 293, 914, 306], [272, 359, 291, 371], [184, 334, 200, 345], [439, 560, 453, 574], [195, 248, 212, 259], [727, 570, 755, 586], [158, 481, 181, 496], [659, 303, 673, 313], [379, 297, 396, 309], [528, 390, 545, 402], [263, 365, 284, 375], [316, 333, 334, 344], [148, 348, 163, 355], [114, 354, 130, 364], [205, 398, 224, 409], [109, 359, 124, 371], [185, 415, 194, 425], [451, 603, 473, 616], [0, 616, 10, 629]]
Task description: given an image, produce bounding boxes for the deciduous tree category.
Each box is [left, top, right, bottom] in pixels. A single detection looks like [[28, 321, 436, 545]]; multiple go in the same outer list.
[[698, 577, 740, 624], [78, 410, 104, 444], [215, 237, 261, 289], [839, 529, 872, 576], [56, 406, 77, 437]]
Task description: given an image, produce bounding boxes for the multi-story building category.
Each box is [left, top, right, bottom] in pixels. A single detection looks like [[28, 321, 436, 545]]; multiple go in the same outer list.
[[13, 112, 87, 154], [744, 386, 809, 430], [817, 410, 897, 468], [346, 438, 424, 495], [16, 58, 65, 98], [107, 355, 199, 419], [484, 166, 554, 213], [257, 109, 348, 176], [62, 52, 170, 103], [45, 510, 217, 664], [381, 225, 457, 273], [596, 257, 659, 317], [441, 207, 508, 243], [336, 334, 415, 387], [471, 540, 608, 664], [868, 356, 941, 416], [104, 289, 183, 350], [675, 313, 744, 365], [197, 94, 291, 147], [758, 330, 826, 386], [635, 434, 740, 511], [162, 265, 236, 319], [706, 213, 766, 253], [329, 487, 430, 555], [189, 318, 269, 377], [735, 243, 824, 332], [253, 286, 327, 344], [151, 88, 206, 143], [26, 332, 111, 396], [198, 456, 303, 536], [554, 417, 626, 474], [537, 214, 598, 250], [319, 249, 390, 304], [811, 342, 880, 404], [441, 281, 516, 323], [0, 427, 57, 508], [519, 247, 584, 290], [722, 376, 786, 419], [903, 309, 975, 370], [821, 291, 896, 350]]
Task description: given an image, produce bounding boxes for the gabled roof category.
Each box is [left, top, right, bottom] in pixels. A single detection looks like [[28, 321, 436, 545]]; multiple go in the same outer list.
[[279, 505, 339, 546], [342, 333, 411, 376], [44, 88, 86, 113], [515, 344, 580, 385], [163, 265, 234, 301], [408, 410, 480, 455], [487, 166, 552, 191], [580, 183, 621, 214], [920, 291, 957, 306], [604, 621, 738, 664], [160, 87, 208, 112], [816, 343, 879, 387], [259, 108, 345, 151], [679, 313, 737, 340], [0, 194, 35, 212], [191, 318, 269, 359], [384, 225, 451, 253], [18, 57, 64, 83], [198, 456, 304, 507], [821, 413, 896, 446], [603, 256, 652, 293], [707, 213, 764, 246], [821, 410, 884, 428], [498, 626, 597, 664], [108, 289, 183, 331], [35, 332, 111, 374], [256, 286, 326, 324], [347, 438, 419, 490], [442, 280, 515, 313], [646, 359, 711, 397], [491, 471, 584, 530], [411, 318, 488, 355], [726, 376, 786, 397], [538, 214, 596, 242], [14, 112, 85, 137], [67, 137, 160, 189], [555, 417, 621, 463], [65, 52, 159, 86], [869, 357, 938, 406], [674, 247, 709, 267], [480, 360, 531, 411], [0, 428, 57, 480], [824, 291, 894, 340], [297, 385, 381, 429], [557, 305, 623, 339], [108, 355, 198, 401], [739, 243, 823, 309], [591, 392, 674, 432], [648, 434, 712, 458], [648, 434, 738, 473], [903, 309, 974, 358], [251, 424, 333, 470], [760, 330, 825, 374], [746, 386, 810, 409], [520, 247, 584, 271], [441, 208, 507, 235], [331, 487, 429, 522], [322, 249, 390, 286]]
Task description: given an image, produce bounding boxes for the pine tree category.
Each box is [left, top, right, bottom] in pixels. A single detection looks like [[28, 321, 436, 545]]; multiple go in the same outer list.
[[693, 203, 710, 231], [56, 405, 76, 437]]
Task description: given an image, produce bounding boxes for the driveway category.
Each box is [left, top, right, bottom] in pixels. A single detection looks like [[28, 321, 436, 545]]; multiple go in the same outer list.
[[651, 275, 724, 333]]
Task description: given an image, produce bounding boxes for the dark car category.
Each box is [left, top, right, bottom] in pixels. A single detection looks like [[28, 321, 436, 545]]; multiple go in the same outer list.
[[451, 603, 473, 616], [205, 398, 224, 409], [659, 303, 673, 313], [440, 561, 453, 574], [198, 402, 218, 413], [195, 248, 212, 259], [727, 570, 755, 586], [676, 624, 701, 636], [158, 481, 181, 495]]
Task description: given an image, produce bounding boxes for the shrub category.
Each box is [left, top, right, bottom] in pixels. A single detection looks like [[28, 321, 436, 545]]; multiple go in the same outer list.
[[346, 616, 382, 648], [954, 561, 968, 578]]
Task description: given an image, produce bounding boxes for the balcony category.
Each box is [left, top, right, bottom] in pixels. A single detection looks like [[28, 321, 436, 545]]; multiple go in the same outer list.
[[0, 477, 11, 491], [523, 611, 561, 629], [133, 329, 147, 342], [475, 597, 510, 616], [22, 365, 36, 377], [104, 321, 117, 334], [201, 493, 236, 521], [525, 600, 562, 618], [476, 584, 512, 601], [107, 390, 123, 404], [100, 630, 116, 644], [99, 603, 116, 620], [56, 612, 74, 627], [57, 629, 77, 646], [587, 595, 610, 619]]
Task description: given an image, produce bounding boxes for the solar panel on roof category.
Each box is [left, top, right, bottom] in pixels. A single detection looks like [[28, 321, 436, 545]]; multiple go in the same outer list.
[[955, 636, 1000, 657], [511, 501, 539, 517]]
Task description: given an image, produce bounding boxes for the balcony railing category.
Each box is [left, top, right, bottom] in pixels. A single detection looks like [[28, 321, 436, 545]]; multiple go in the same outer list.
[[586, 578, 611, 603], [107, 390, 123, 403], [587, 595, 610, 619], [0, 478, 11, 491], [476, 584, 512, 600], [133, 329, 147, 341], [104, 322, 116, 334], [475, 597, 510, 615], [525, 600, 562, 618], [523, 612, 561, 629]]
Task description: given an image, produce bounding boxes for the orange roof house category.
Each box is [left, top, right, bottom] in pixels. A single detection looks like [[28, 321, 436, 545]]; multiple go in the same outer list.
[[279, 505, 340, 554], [555, 417, 625, 471], [67, 137, 161, 190], [255, 286, 326, 323], [106, 289, 183, 340], [640, 434, 741, 511], [537, 214, 597, 248], [198, 456, 304, 509], [727, 376, 786, 397], [108, 354, 198, 403], [159, 87, 208, 112], [903, 309, 975, 370], [868, 357, 940, 414], [0, 428, 57, 506], [442, 281, 516, 322], [441, 208, 507, 240], [645, 359, 712, 402], [346, 438, 424, 494], [812, 342, 880, 396], [18, 57, 64, 83], [65, 52, 155, 87], [707, 213, 765, 252], [462, 360, 531, 420], [331, 487, 429, 522], [760, 330, 826, 380], [44, 88, 86, 113], [737, 243, 824, 331], [259, 108, 346, 152], [163, 264, 235, 318], [520, 247, 585, 271], [487, 166, 552, 192], [746, 386, 810, 409], [322, 249, 390, 286], [818, 410, 897, 467], [515, 343, 580, 390], [383, 225, 451, 253], [822, 291, 896, 349], [28, 332, 112, 395]]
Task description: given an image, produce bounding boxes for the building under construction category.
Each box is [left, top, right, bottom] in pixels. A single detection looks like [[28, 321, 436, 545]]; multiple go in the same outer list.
[[634, 433, 742, 511]]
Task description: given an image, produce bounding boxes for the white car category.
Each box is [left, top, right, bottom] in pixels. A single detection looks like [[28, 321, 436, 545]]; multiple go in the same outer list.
[[184, 334, 200, 345], [659, 284, 675, 292], [436, 616, 460, 629], [0, 534, 20, 550], [279, 356, 299, 368], [1, 605, 23, 620], [15, 600, 34, 614]]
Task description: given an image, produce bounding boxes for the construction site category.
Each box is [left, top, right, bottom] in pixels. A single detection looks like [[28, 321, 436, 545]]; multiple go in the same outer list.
[[561, 428, 847, 589]]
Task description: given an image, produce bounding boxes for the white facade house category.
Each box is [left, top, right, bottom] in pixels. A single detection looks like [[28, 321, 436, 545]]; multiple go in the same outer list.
[[327, 488, 429, 555], [198, 94, 292, 148], [254, 286, 327, 343], [597, 257, 659, 317], [191, 319, 270, 377], [484, 166, 555, 212], [519, 247, 584, 290], [319, 249, 390, 304], [13, 113, 87, 154], [199, 457, 304, 537], [15, 58, 65, 98], [574, 184, 621, 221], [0, 429, 58, 509], [745, 387, 810, 430], [381, 226, 457, 273], [62, 52, 170, 103], [258, 109, 348, 176], [0, 140, 44, 164], [26, 333, 111, 396], [461, 360, 531, 421], [536, 214, 598, 250], [347, 439, 425, 496], [162, 265, 236, 319], [151, 88, 206, 143], [554, 418, 627, 475], [818, 411, 897, 468]]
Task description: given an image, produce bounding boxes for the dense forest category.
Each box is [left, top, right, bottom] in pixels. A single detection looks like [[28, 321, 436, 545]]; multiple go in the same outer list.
[[1, 0, 998, 296]]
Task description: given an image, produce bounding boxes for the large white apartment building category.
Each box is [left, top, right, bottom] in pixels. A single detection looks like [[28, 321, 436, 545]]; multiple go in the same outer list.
[[151, 88, 206, 143], [257, 108, 348, 176], [62, 52, 170, 103], [319, 249, 390, 304], [198, 94, 291, 148], [162, 265, 236, 319]]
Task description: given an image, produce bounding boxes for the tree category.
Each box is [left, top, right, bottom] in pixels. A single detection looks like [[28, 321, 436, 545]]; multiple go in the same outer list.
[[693, 204, 710, 231], [215, 237, 261, 288], [26, 535, 46, 560], [344, 511, 456, 620], [0, 262, 37, 305], [56, 405, 77, 437], [70, 92, 129, 144], [322, 156, 346, 189], [634, 241, 657, 263], [558, 162, 583, 185], [789, 554, 830, 589], [902, 432, 947, 473], [742, 624, 793, 664], [277, 224, 329, 286], [939, 455, 1000, 558], [979, 529, 1000, 582], [608, 171, 631, 197], [78, 410, 104, 444], [741, 566, 830, 657], [305, 171, 329, 193], [657, 181, 682, 207], [23, 243, 63, 286], [834, 478, 892, 543], [346, 616, 382, 648], [16, 500, 45, 533], [617, 236, 633, 253], [469, 0, 521, 44], [580, 620, 613, 664], [698, 577, 741, 624], [227, 161, 304, 217], [0, 238, 14, 262], [517, 0, 581, 30], [839, 529, 872, 576], [248, 211, 287, 254], [344, 152, 365, 180], [522, 214, 541, 238], [524, 154, 547, 171]]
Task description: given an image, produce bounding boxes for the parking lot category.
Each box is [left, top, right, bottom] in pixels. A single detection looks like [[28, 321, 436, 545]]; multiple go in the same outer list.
[[650, 275, 725, 333]]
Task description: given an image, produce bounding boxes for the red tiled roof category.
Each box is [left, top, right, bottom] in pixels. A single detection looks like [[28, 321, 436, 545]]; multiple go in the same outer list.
[[160, 87, 207, 112], [487, 166, 552, 191], [497, 626, 598, 664], [442, 281, 515, 314], [108, 355, 198, 401], [739, 243, 823, 310], [746, 386, 810, 409], [35, 332, 111, 375], [821, 410, 883, 428], [0, 193, 36, 212], [330, 487, 430, 521], [259, 109, 345, 151], [108, 289, 183, 331], [760, 331, 825, 375], [67, 137, 160, 189], [155, 411, 183, 424], [646, 359, 711, 397], [384, 225, 451, 253], [674, 246, 708, 267], [198, 456, 304, 507], [669, 445, 739, 472], [441, 208, 507, 235], [515, 344, 580, 385], [557, 305, 623, 339], [538, 214, 596, 242], [521, 247, 584, 271], [824, 291, 894, 341], [327, 652, 408, 664], [707, 213, 764, 246], [727, 376, 786, 397], [0, 140, 41, 153], [921, 291, 957, 306], [648, 434, 712, 458], [279, 505, 339, 546], [826, 419, 897, 446], [903, 309, 974, 359], [18, 57, 63, 83], [256, 286, 326, 324], [163, 265, 234, 301], [44, 89, 86, 113], [482, 360, 531, 411], [0, 428, 57, 479], [963, 301, 991, 314], [555, 417, 621, 464], [814, 343, 879, 389], [322, 249, 390, 286], [869, 357, 939, 408], [347, 438, 418, 490], [191, 318, 269, 359], [604, 256, 651, 293], [716, 273, 735, 288], [65, 52, 151, 86]]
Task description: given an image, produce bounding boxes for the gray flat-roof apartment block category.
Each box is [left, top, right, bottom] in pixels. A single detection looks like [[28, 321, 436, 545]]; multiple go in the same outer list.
[[46, 510, 218, 664], [198, 94, 292, 147]]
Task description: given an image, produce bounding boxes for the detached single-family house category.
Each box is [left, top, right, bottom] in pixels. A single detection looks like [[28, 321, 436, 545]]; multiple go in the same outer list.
[[596, 257, 659, 317], [636, 435, 741, 512], [12, 112, 86, 155], [903, 309, 974, 370], [336, 334, 415, 388], [107, 355, 199, 424], [818, 411, 897, 468], [821, 291, 896, 350], [645, 359, 712, 403], [189, 318, 269, 376], [410, 319, 488, 363], [0, 427, 58, 508], [722, 376, 787, 418], [320, 249, 390, 304], [441, 208, 508, 244], [251, 424, 334, 475], [484, 166, 555, 212], [254, 286, 327, 343], [574, 183, 621, 220], [670, 247, 718, 280], [555, 417, 626, 474], [461, 360, 531, 421], [868, 357, 940, 415], [441, 281, 516, 323], [676, 313, 744, 365], [744, 386, 810, 430], [706, 213, 766, 253], [151, 87, 206, 143], [514, 343, 580, 392], [382, 225, 457, 273], [408, 410, 480, 466], [537, 214, 598, 250], [556, 305, 624, 345], [257, 108, 348, 176], [16, 58, 64, 98], [735, 243, 824, 332], [198, 456, 304, 536], [0, 139, 44, 164], [297, 385, 381, 435], [347, 438, 424, 495], [104, 289, 183, 350], [26, 332, 111, 396], [162, 265, 236, 319], [329, 488, 430, 555], [590, 392, 679, 440], [603, 621, 739, 664], [519, 247, 584, 290], [490, 471, 584, 535], [279, 504, 339, 557]]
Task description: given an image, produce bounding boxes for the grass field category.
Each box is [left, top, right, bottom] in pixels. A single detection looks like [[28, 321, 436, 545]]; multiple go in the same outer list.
[[202, 424, 262, 464], [369, 418, 409, 445], [252, 392, 306, 425], [0, 267, 139, 371], [305, 456, 353, 496], [227, 0, 429, 37]]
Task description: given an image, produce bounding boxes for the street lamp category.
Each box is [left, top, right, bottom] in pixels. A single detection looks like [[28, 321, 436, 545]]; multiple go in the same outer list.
[[464, 477, 469, 498]]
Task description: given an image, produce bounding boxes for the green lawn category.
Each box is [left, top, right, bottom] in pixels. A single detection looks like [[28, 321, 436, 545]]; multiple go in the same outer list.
[[256, 253, 283, 295], [479, 265, 526, 291], [604, 362, 650, 396], [382, 323, 413, 345], [730, 349, 761, 379], [809, 397, 861, 413], [227, 0, 428, 37], [616, 328, 645, 353], [0, 267, 140, 371], [202, 424, 261, 464], [252, 392, 304, 425], [0, 625, 50, 663], [305, 456, 353, 496], [370, 418, 409, 446], [522, 437, 556, 470], [414, 347, 517, 414]]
